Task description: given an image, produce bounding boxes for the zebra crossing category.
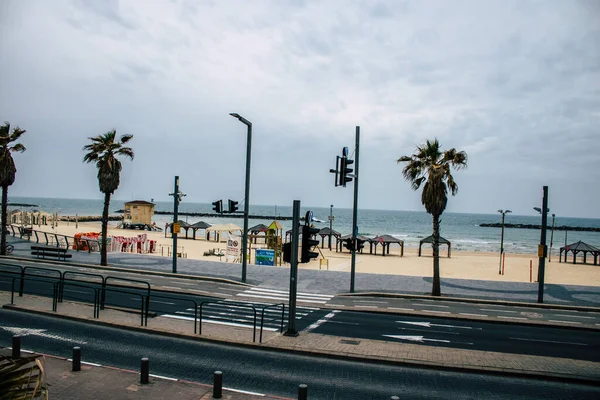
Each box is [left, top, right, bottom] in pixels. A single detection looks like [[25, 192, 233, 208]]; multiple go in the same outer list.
[[235, 287, 334, 305], [160, 300, 322, 331]]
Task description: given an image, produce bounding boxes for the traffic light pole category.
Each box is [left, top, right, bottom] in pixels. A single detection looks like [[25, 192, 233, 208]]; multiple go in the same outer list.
[[350, 126, 360, 293], [537, 186, 548, 303], [284, 200, 301, 337], [172, 176, 179, 274]]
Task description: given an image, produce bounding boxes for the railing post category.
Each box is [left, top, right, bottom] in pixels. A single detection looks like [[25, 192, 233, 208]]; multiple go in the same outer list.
[[19, 269, 24, 296], [140, 358, 149, 384], [298, 384, 308, 400], [213, 371, 223, 399], [72, 347, 81, 371], [12, 335, 21, 358]]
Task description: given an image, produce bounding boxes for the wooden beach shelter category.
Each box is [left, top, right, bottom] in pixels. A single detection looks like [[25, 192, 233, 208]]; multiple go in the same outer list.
[[418, 235, 451, 258], [124, 200, 155, 225], [559, 241, 600, 265], [206, 223, 242, 242], [248, 223, 268, 243], [369, 235, 404, 256], [190, 221, 211, 240], [318, 227, 341, 248], [170, 220, 191, 238]]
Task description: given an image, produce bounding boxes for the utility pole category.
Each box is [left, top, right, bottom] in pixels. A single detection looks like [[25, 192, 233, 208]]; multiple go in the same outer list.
[[328, 204, 334, 251], [284, 200, 301, 337], [549, 214, 555, 262], [537, 186, 548, 303], [350, 126, 360, 293], [169, 176, 186, 274]]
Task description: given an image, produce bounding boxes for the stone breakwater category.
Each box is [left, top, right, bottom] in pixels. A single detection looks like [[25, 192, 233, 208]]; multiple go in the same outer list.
[[115, 209, 293, 221], [61, 215, 123, 222], [480, 223, 600, 232]]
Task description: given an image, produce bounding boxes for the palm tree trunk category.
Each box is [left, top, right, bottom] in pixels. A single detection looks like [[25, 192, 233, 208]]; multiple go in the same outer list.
[[432, 213, 441, 296], [100, 192, 111, 266], [1, 185, 7, 256]]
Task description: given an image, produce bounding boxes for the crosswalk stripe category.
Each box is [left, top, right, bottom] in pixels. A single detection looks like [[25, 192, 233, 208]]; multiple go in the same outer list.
[[160, 314, 279, 331], [237, 293, 327, 304], [247, 287, 333, 299]]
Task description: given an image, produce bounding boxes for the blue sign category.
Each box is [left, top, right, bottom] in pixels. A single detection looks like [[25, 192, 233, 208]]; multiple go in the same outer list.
[[255, 249, 275, 266]]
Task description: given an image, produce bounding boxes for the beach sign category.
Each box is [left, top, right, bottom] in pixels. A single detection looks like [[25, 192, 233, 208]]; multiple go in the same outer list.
[[226, 233, 241, 261], [255, 249, 275, 266], [172, 222, 181, 234]]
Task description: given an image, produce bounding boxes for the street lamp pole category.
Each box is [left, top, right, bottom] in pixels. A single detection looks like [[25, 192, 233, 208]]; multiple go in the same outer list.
[[549, 214, 556, 262], [169, 176, 186, 274], [534, 186, 549, 303], [328, 204, 334, 251], [230, 113, 252, 283], [497, 209, 511, 274]]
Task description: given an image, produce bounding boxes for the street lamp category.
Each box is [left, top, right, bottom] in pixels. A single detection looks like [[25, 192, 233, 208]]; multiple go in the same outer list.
[[549, 213, 556, 262], [230, 113, 252, 283], [497, 209, 511, 274], [328, 204, 334, 251], [533, 186, 549, 303]]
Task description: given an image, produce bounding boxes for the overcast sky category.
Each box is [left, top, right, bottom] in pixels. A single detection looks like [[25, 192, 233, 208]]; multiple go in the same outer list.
[[1, 0, 599, 218]]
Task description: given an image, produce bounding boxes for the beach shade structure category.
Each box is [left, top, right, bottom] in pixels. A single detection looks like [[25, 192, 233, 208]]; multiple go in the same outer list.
[[369, 235, 404, 257], [285, 223, 303, 243], [170, 220, 191, 238], [559, 241, 600, 265], [418, 235, 451, 258], [338, 234, 370, 253], [206, 223, 243, 242], [190, 221, 211, 240], [248, 223, 268, 244], [318, 227, 341, 248]]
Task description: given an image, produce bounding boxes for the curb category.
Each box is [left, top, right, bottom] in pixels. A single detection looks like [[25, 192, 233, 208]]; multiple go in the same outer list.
[[341, 291, 600, 312], [4, 304, 600, 387]]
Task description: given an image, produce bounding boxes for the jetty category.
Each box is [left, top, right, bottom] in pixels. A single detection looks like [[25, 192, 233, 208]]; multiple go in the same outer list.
[[114, 209, 293, 221], [479, 223, 600, 232]]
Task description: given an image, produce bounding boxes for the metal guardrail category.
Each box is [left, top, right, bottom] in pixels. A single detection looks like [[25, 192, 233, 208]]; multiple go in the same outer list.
[[146, 293, 198, 334], [60, 280, 100, 318]]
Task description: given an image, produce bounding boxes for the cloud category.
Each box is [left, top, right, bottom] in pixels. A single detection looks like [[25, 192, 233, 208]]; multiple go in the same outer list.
[[0, 0, 599, 217]]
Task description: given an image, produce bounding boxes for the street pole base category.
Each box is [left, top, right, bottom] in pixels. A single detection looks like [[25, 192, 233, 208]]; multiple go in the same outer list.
[[283, 330, 299, 337]]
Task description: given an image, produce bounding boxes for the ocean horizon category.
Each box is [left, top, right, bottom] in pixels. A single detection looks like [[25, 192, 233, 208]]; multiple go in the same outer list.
[[7, 196, 600, 256]]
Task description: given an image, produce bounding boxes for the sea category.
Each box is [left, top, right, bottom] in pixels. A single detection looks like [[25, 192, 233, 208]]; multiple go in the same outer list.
[[8, 196, 600, 256]]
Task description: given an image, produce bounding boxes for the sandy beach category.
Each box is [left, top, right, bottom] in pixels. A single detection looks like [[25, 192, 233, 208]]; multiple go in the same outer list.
[[28, 221, 600, 287]]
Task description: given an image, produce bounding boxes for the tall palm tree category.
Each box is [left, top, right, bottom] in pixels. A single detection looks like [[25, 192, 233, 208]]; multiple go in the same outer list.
[[0, 122, 26, 256], [83, 129, 134, 266], [398, 139, 467, 296]]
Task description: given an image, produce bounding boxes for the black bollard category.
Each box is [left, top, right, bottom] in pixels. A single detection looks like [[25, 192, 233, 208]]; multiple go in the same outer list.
[[140, 358, 149, 384], [12, 335, 21, 358], [298, 384, 308, 400], [72, 347, 81, 372], [213, 371, 223, 399]]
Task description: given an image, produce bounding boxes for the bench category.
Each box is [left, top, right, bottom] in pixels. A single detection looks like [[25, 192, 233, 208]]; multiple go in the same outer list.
[[31, 245, 72, 261]]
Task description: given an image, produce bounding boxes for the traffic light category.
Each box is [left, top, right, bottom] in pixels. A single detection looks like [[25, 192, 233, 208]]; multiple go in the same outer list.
[[228, 199, 239, 213], [282, 242, 293, 263], [212, 200, 222, 213], [300, 224, 320, 263], [339, 156, 354, 187]]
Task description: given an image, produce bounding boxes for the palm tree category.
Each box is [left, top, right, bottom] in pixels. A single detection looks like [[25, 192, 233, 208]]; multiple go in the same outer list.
[[83, 129, 134, 266], [0, 353, 48, 399], [397, 139, 467, 296], [0, 122, 26, 256]]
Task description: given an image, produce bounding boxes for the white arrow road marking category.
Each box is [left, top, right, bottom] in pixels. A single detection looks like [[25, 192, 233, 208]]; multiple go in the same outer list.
[[1, 326, 87, 345], [305, 310, 341, 332], [383, 335, 450, 343], [396, 321, 480, 330]]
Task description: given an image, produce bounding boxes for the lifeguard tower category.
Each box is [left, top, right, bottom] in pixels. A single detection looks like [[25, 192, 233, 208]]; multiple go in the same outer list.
[[123, 200, 155, 225]]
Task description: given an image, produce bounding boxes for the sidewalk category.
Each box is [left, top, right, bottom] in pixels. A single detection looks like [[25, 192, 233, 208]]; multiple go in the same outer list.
[[6, 236, 600, 307], [2, 291, 599, 387]]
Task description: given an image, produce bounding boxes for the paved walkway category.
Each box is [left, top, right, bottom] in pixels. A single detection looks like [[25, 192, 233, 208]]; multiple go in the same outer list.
[[6, 236, 600, 306]]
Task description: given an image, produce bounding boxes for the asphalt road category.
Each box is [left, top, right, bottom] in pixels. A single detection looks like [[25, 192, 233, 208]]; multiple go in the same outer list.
[[1, 309, 599, 400], [307, 310, 600, 362]]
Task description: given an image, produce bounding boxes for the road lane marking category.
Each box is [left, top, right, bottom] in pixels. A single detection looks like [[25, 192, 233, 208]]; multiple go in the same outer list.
[[383, 334, 452, 343], [498, 316, 527, 320], [397, 321, 477, 329], [414, 304, 449, 308], [245, 287, 333, 298], [388, 307, 414, 311], [553, 314, 594, 319], [237, 293, 327, 304], [305, 310, 341, 332], [549, 320, 582, 324], [67, 359, 102, 366], [355, 305, 377, 308], [150, 300, 175, 305], [224, 387, 265, 396], [459, 313, 488, 317], [149, 374, 178, 381], [160, 314, 279, 331], [420, 310, 450, 314], [480, 309, 517, 313], [169, 281, 196, 286], [354, 300, 387, 304], [509, 337, 588, 346], [161, 286, 180, 290], [64, 289, 90, 295]]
